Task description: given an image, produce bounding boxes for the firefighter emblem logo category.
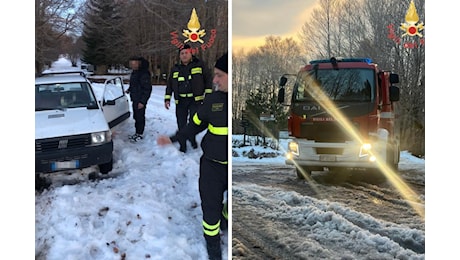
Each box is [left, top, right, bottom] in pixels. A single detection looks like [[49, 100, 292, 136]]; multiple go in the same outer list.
[[387, 0, 424, 48], [399, 0, 424, 37], [182, 8, 206, 43], [170, 8, 217, 53]]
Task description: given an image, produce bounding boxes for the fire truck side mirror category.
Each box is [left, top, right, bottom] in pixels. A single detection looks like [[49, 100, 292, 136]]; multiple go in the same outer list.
[[389, 73, 399, 84], [390, 86, 400, 102], [278, 87, 285, 103], [280, 76, 288, 87]]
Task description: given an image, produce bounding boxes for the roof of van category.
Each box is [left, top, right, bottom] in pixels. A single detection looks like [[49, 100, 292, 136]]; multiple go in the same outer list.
[[35, 71, 89, 85]]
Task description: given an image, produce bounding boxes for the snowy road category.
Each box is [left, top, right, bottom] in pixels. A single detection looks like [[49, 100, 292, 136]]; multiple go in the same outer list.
[[231, 164, 425, 259]]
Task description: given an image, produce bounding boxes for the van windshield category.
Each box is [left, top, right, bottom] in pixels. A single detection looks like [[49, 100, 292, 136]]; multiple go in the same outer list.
[[293, 68, 375, 102], [35, 82, 97, 111]]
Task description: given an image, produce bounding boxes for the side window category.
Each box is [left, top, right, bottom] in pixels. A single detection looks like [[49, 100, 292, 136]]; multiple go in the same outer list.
[[295, 77, 306, 101], [103, 77, 124, 101]]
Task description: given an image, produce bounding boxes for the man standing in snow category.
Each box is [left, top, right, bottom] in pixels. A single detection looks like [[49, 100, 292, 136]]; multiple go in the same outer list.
[[126, 56, 152, 142], [157, 53, 228, 260], [164, 44, 213, 152]]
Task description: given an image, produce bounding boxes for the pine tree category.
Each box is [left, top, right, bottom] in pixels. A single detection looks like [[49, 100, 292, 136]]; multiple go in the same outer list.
[[244, 86, 288, 145], [81, 0, 125, 71]]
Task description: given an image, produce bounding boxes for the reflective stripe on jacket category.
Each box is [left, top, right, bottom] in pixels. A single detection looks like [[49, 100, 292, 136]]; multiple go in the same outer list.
[[170, 91, 228, 163], [165, 57, 212, 104]]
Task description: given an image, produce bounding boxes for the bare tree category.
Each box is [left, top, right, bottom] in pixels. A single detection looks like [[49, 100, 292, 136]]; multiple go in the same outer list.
[[120, 0, 227, 78], [362, 0, 425, 155], [232, 36, 303, 134], [298, 0, 340, 60], [35, 0, 82, 74], [37, 0, 227, 80], [232, 51, 248, 127], [337, 0, 368, 57], [299, 0, 370, 60]]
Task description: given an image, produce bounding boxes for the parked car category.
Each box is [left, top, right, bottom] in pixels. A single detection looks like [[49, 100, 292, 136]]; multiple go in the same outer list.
[[35, 71, 130, 178]]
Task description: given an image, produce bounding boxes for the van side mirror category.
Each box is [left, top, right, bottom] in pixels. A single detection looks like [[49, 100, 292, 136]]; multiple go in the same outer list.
[[103, 99, 116, 106], [277, 87, 285, 103], [390, 86, 400, 102]]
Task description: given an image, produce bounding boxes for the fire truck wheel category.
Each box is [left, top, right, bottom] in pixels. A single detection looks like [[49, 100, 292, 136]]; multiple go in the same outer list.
[[386, 144, 399, 171], [296, 167, 312, 180]]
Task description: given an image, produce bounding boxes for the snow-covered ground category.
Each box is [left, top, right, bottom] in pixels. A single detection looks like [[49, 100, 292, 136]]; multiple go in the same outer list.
[[232, 138, 426, 259]]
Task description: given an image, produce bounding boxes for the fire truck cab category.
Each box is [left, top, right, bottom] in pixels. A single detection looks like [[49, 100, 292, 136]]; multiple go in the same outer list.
[[278, 57, 400, 179]]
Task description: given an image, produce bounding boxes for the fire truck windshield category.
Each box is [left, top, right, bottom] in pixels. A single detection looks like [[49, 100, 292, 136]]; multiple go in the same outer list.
[[293, 68, 375, 102]]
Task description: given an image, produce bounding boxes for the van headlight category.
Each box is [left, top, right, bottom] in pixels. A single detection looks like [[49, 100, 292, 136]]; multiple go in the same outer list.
[[91, 131, 112, 144]]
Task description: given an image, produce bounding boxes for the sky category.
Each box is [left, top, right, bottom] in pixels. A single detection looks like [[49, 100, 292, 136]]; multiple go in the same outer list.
[[232, 0, 433, 54], [232, 0, 318, 53], [33, 57, 429, 259]]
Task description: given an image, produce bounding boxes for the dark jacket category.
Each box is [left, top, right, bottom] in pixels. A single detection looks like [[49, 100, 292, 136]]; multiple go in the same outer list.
[[170, 91, 228, 163], [128, 58, 152, 105], [165, 56, 213, 104]]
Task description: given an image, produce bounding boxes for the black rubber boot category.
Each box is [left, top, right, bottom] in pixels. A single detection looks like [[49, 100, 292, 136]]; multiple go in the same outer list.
[[191, 139, 198, 149], [179, 139, 187, 153], [205, 237, 222, 260]]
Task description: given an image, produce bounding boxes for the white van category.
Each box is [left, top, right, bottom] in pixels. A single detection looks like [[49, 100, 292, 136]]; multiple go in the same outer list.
[[35, 71, 130, 176]]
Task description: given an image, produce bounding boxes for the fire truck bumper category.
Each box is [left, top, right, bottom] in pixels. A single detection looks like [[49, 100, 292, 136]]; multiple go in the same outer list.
[[285, 139, 386, 170], [286, 158, 379, 169]]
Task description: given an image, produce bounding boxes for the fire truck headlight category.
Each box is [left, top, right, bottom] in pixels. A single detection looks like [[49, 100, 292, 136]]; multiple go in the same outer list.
[[288, 141, 299, 156], [359, 143, 372, 157], [362, 143, 371, 151]]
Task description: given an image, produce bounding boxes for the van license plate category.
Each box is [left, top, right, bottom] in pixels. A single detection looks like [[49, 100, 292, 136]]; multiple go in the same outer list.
[[53, 160, 79, 170], [320, 155, 336, 162]]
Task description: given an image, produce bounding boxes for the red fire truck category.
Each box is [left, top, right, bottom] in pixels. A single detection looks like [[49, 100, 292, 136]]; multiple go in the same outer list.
[[277, 57, 401, 179]]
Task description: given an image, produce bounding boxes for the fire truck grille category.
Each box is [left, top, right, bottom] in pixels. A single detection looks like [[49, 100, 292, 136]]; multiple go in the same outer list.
[[300, 123, 353, 143], [316, 148, 344, 154]]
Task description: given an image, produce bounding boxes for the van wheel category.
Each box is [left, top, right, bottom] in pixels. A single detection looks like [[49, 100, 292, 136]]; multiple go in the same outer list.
[[35, 173, 50, 192], [296, 167, 311, 180], [99, 158, 113, 174]]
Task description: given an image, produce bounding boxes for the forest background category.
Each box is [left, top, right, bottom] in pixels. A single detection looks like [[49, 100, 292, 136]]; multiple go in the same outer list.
[[35, 0, 424, 156], [35, 0, 228, 80]]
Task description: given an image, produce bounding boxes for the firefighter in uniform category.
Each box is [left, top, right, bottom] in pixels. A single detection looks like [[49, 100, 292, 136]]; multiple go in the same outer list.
[[164, 44, 213, 152], [157, 53, 228, 260]]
